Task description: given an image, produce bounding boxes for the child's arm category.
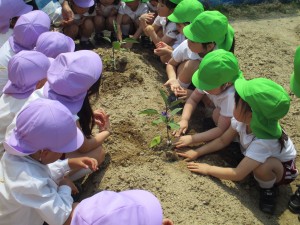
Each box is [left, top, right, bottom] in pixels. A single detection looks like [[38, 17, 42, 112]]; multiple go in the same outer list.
[[116, 13, 123, 41], [164, 58, 180, 90], [68, 157, 98, 172], [175, 115, 231, 147], [174, 90, 204, 136], [177, 126, 237, 161], [61, 0, 74, 26], [187, 156, 261, 181]]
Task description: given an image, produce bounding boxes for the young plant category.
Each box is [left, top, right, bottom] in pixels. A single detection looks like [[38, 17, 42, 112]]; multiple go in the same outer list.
[[139, 89, 183, 148], [102, 20, 138, 71]]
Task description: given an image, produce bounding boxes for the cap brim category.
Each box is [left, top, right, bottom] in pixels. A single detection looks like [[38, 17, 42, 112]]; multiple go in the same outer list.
[[9, 36, 27, 53], [2, 80, 34, 99], [234, 77, 248, 101], [15, 4, 33, 17], [191, 69, 218, 91], [168, 14, 181, 23], [290, 72, 300, 97], [121, 190, 163, 224], [183, 25, 198, 42], [217, 24, 234, 51], [75, 1, 94, 8]]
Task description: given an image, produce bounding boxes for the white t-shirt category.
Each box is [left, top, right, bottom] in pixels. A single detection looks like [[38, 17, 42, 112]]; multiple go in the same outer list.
[[172, 33, 185, 49], [98, 4, 120, 17], [0, 29, 13, 48], [153, 16, 177, 39], [231, 117, 297, 163], [172, 39, 201, 62], [0, 153, 73, 225], [0, 40, 15, 96], [118, 2, 148, 20], [197, 85, 235, 117], [0, 95, 29, 155]]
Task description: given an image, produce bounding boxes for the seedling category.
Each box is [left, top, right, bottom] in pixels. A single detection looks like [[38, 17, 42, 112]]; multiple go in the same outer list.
[[102, 20, 138, 71], [139, 89, 183, 148]]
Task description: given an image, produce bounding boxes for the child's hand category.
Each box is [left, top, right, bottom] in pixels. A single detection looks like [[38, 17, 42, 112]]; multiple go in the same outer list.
[[174, 87, 188, 100], [139, 13, 155, 23], [144, 25, 154, 34], [164, 78, 180, 91], [163, 218, 174, 225], [155, 41, 168, 49], [173, 119, 189, 136], [94, 109, 111, 133], [61, 3, 74, 25], [187, 162, 211, 175], [123, 42, 133, 49], [59, 177, 79, 194], [173, 135, 193, 148], [153, 47, 169, 56], [176, 149, 200, 161], [68, 157, 99, 172]]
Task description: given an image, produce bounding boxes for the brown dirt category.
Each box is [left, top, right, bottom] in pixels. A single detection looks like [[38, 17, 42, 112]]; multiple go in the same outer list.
[[81, 3, 300, 224]]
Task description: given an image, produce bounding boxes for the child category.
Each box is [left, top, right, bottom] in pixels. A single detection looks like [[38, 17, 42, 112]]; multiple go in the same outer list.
[[168, 10, 235, 100], [62, 0, 96, 50], [0, 51, 50, 157], [5, 50, 109, 181], [141, 0, 177, 48], [288, 46, 300, 215], [0, 0, 32, 47], [93, 0, 121, 44], [71, 190, 174, 225], [178, 78, 298, 214], [0, 10, 50, 96], [35, 31, 75, 59], [0, 98, 98, 225], [174, 49, 242, 148], [144, 0, 158, 13], [153, 0, 204, 63], [116, 0, 148, 48]]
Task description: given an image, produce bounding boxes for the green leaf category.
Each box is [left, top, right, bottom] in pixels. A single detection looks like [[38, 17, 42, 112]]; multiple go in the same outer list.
[[139, 109, 159, 115], [150, 136, 161, 148], [112, 41, 121, 50], [152, 118, 163, 125], [160, 115, 167, 123], [159, 89, 168, 106], [169, 99, 184, 108], [170, 107, 182, 116], [113, 20, 118, 34], [102, 36, 111, 43], [168, 122, 180, 130], [123, 38, 139, 43]]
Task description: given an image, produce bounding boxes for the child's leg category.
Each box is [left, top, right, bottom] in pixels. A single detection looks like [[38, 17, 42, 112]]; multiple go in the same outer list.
[[121, 14, 133, 37], [63, 23, 79, 40], [160, 54, 171, 64], [106, 16, 116, 31], [94, 15, 105, 33], [177, 60, 200, 87], [80, 18, 95, 40]]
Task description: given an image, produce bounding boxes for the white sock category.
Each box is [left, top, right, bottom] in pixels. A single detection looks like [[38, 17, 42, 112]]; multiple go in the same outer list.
[[69, 168, 92, 181], [178, 79, 190, 89], [121, 24, 130, 35], [254, 175, 276, 189]]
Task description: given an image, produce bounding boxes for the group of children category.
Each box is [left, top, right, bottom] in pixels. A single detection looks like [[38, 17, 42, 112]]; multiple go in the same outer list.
[[0, 0, 300, 224]]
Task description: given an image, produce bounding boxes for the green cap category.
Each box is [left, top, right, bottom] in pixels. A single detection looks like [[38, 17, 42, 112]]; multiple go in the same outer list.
[[290, 46, 300, 97], [235, 78, 290, 139], [192, 49, 241, 90], [122, 0, 135, 2], [183, 11, 234, 51], [168, 0, 204, 23]]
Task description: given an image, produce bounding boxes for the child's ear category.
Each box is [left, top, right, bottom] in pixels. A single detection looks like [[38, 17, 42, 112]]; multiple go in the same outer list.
[[207, 42, 216, 52]]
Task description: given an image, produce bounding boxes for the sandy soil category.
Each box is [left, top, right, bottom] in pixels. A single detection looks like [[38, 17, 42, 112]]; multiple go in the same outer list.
[[80, 3, 300, 224]]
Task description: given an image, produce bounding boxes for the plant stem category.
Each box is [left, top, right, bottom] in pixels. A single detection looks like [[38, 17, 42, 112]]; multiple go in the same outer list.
[[165, 104, 171, 146]]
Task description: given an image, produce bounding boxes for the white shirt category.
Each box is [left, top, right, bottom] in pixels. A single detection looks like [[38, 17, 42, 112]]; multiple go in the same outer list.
[[197, 85, 235, 117], [0, 29, 13, 48], [153, 16, 177, 39], [0, 40, 15, 96], [0, 153, 73, 225], [172, 33, 185, 49], [98, 4, 120, 17], [172, 39, 201, 63], [0, 94, 29, 155], [118, 2, 148, 20], [231, 117, 297, 163]]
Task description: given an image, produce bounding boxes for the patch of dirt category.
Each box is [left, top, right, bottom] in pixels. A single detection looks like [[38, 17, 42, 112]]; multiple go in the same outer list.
[[81, 3, 300, 224]]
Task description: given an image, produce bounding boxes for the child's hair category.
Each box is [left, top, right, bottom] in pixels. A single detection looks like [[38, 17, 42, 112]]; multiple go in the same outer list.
[[159, 0, 177, 10], [234, 91, 287, 150], [95, 0, 120, 5], [78, 77, 101, 138]]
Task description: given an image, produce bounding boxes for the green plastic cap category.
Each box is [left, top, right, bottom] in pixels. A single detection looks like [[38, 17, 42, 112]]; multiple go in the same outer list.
[[192, 49, 241, 91], [168, 0, 204, 23], [235, 78, 290, 139]]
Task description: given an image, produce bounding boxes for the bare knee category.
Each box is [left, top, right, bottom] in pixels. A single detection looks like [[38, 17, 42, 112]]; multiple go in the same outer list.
[[94, 15, 105, 30], [81, 18, 94, 37], [64, 24, 79, 39]]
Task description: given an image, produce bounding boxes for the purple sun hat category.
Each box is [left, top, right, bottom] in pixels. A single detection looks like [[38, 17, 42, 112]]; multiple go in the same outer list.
[[0, 0, 32, 34], [73, 0, 95, 8], [2, 50, 50, 99], [9, 10, 50, 53], [3, 98, 84, 156], [71, 190, 163, 225], [35, 31, 75, 58], [43, 50, 102, 114]]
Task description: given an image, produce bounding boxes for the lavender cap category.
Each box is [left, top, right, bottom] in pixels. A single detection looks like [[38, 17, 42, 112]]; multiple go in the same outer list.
[[0, 0, 32, 33], [9, 10, 50, 53], [43, 50, 102, 114], [74, 0, 95, 8], [3, 50, 50, 99], [71, 190, 163, 225], [36, 31, 75, 58], [4, 98, 84, 156]]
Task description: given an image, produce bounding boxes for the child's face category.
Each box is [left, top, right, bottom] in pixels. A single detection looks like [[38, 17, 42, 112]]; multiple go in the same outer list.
[[100, 0, 115, 5], [233, 99, 252, 125], [72, 3, 89, 14], [187, 40, 214, 58], [176, 23, 188, 35], [157, 1, 172, 17], [41, 150, 63, 164]]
